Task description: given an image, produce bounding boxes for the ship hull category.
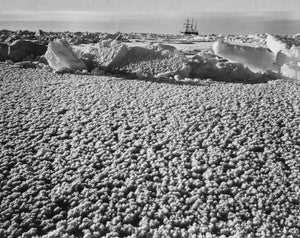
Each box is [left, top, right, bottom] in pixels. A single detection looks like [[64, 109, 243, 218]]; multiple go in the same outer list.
[[180, 31, 199, 35]]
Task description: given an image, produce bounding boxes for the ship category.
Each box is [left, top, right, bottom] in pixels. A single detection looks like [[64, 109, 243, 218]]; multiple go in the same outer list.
[[181, 18, 199, 35]]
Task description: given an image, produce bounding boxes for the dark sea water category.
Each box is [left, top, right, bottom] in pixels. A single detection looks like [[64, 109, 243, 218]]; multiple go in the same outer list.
[[0, 12, 299, 35]]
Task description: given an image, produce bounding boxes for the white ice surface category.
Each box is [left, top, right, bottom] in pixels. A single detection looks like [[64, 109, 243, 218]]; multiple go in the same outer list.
[[267, 34, 300, 66], [72, 41, 191, 78], [281, 63, 300, 80], [72, 39, 128, 68], [45, 39, 87, 72], [266, 34, 290, 55], [213, 41, 278, 73], [190, 52, 271, 82], [266, 34, 300, 80]]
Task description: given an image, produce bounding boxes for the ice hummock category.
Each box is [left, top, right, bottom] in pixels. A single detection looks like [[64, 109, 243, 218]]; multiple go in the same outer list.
[[46, 39, 190, 78], [212, 40, 278, 73], [213, 34, 300, 80], [266, 34, 300, 80], [45, 39, 87, 73], [189, 51, 276, 83], [72, 39, 128, 70], [281, 62, 300, 80], [266, 34, 300, 66]]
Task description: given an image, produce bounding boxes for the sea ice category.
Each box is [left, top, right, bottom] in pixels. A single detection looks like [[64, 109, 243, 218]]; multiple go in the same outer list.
[[266, 34, 300, 66], [71, 41, 190, 78], [266, 34, 291, 55], [265, 34, 300, 80], [96, 40, 128, 67], [9, 40, 47, 62], [45, 39, 87, 72], [72, 39, 128, 70], [109, 43, 191, 78], [0, 43, 8, 61], [189, 53, 270, 82], [281, 62, 300, 80], [212, 40, 278, 73]]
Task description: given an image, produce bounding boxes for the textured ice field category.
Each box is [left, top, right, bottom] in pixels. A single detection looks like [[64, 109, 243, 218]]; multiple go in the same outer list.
[[1, 65, 300, 237], [126, 41, 213, 54]]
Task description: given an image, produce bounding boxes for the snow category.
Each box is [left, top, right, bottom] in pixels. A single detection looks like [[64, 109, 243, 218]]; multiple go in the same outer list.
[[266, 34, 290, 55], [71, 40, 190, 78], [10, 30, 300, 81], [281, 62, 300, 80], [45, 39, 87, 73], [265, 34, 300, 80], [72, 39, 128, 70], [96, 40, 128, 67], [291, 45, 300, 59], [168, 41, 213, 54], [212, 37, 300, 80], [189, 53, 269, 82], [267, 34, 300, 66], [2, 63, 300, 237], [212, 40, 278, 73], [109, 42, 191, 78]]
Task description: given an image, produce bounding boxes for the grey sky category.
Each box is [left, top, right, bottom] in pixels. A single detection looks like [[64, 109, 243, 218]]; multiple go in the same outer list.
[[1, 0, 300, 13], [1, 0, 299, 34]]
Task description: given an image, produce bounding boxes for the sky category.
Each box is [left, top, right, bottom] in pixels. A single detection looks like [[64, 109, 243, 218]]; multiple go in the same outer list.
[[1, 0, 300, 15], [0, 0, 299, 34]]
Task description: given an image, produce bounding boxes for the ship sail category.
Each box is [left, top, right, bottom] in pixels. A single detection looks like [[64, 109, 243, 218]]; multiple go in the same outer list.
[[181, 18, 199, 35]]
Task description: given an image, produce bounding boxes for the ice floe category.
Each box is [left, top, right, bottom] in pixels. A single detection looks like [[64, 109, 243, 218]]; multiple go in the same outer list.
[[189, 52, 275, 83], [281, 62, 300, 80], [72, 39, 128, 70], [45, 39, 87, 73], [3, 29, 300, 82], [52, 39, 190, 78], [212, 40, 278, 73], [212, 35, 300, 80], [115, 43, 191, 78], [267, 34, 300, 66]]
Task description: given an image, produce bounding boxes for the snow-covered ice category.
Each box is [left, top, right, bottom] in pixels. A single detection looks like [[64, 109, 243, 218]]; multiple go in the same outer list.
[[3, 30, 300, 238], [211, 36, 300, 80], [72, 39, 128, 70], [45, 39, 87, 73], [212, 40, 278, 73], [266, 34, 291, 55], [109, 42, 191, 78], [281, 62, 300, 80], [265, 34, 300, 80], [1, 63, 300, 237], [189, 53, 274, 83], [71, 40, 191, 78], [267, 34, 300, 66]]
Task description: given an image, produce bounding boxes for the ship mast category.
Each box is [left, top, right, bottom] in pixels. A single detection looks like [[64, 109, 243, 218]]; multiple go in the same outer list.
[[182, 17, 198, 35], [183, 18, 191, 32]]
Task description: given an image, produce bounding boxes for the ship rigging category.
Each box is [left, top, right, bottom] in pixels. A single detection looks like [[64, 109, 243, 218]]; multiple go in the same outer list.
[[181, 18, 199, 35]]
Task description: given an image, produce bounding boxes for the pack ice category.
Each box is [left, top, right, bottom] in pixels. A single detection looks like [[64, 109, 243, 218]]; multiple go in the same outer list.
[[45, 40, 87, 73], [189, 51, 274, 83], [212, 40, 278, 73], [72, 39, 128, 70], [266, 34, 300, 80], [281, 62, 300, 80], [213, 34, 300, 80], [72, 40, 190, 78]]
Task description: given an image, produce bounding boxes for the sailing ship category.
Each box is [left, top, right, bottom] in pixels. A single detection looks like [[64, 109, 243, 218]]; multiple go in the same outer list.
[[181, 18, 199, 35]]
